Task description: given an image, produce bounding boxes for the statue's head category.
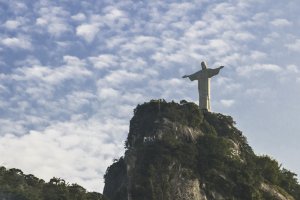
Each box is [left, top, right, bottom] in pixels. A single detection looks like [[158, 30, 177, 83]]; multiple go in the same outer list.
[[201, 61, 207, 70]]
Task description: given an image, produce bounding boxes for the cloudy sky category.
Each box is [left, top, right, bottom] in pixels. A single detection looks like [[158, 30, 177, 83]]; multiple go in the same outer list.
[[1, 0, 300, 192]]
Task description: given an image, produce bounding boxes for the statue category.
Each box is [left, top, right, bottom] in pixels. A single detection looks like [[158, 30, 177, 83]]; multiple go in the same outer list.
[[182, 61, 224, 111]]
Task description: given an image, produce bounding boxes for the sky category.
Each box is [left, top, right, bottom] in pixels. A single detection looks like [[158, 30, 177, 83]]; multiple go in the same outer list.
[[0, 0, 300, 193]]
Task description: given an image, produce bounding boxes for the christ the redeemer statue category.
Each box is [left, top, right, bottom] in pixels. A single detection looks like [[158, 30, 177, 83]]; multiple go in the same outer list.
[[182, 61, 224, 111]]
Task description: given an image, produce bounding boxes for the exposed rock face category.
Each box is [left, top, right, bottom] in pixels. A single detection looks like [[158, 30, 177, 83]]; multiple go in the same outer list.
[[124, 101, 206, 200], [154, 118, 203, 142], [132, 157, 205, 200], [260, 183, 295, 200], [106, 149, 208, 200], [103, 100, 299, 200], [168, 175, 206, 200]]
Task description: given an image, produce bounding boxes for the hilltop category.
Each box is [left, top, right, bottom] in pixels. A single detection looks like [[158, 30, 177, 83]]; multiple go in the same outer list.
[[104, 100, 300, 200]]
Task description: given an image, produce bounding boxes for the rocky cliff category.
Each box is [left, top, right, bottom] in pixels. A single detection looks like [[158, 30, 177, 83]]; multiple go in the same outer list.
[[103, 100, 300, 200]]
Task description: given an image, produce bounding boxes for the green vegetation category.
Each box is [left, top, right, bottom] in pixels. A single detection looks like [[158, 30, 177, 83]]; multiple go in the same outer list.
[[105, 100, 300, 200], [0, 166, 105, 200], [103, 158, 127, 200], [2, 100, 298, 199], [126, 100, 204, 148]]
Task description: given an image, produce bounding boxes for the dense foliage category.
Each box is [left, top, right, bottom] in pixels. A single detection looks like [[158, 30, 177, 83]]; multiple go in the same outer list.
[[126, 100, 204, 148], [103, 158, 127, 200], [0, 167, 105, 200], [105, 100, 300, 200]]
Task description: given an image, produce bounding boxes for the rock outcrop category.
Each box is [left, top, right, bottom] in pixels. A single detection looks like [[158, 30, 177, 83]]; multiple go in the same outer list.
[[103, 100, 300, 200]]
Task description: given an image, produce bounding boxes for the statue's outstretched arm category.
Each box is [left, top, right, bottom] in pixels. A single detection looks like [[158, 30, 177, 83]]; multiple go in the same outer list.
[[182, 70, 202, 81], [207, 66, 224, 78]]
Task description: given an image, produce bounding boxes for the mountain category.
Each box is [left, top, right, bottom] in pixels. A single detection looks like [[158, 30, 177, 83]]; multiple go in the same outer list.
[[103, 100, 300, 200], [0, 167, 105, 200]]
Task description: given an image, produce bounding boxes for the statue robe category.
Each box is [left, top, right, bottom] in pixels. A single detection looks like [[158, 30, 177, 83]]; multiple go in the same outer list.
[[186, 67, 222, 111]]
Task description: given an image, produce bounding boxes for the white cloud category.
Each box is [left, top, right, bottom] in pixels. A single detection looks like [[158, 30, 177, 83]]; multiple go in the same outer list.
[[237, 64, 282, 76], [216, 53, 241, 67], [14, 56, 41, 67], [35, 6, 71, 37], [0, 100, 8, 109], [103, 70, 146, 86], [220, 99, 235, 107], [64, 91, 97, 111], [150, 78, 186, 99], [244, 87, 275, 103], [89, 54, 119, 69], [120, 57, 148, 70], [251, 12, 269, 26], [98, 87, 120, 100], [171, 20, 191, 30], [76, 24, 99, 43], [164, 2, 194, 22], [263, 32, 280, 44], [212, 2, 235, 14], [102, 7, 129, 28], [63, 55, 86, 67], [234, 32, 255, 41], [203, 39, 232, 56], [250, 51, 267, 60], [271, 18, 292, 27], [1, 37, 32, 50], [215, 77, 241, 94], [71, 13, 86, 21], [122, 92, 145, 104], [0, 119, 27, 136], [12, 56, 91, 85], [121, 36, 159, 54], [0, 60, 6, 67], [48, 23, 70, 36], [23, 85, 54, 100], [105, 36, 126, 49], [183, 20, 207, 39], [0, 118, 127, 192], [103, 7, 125, 21], [6, 1, 28, 13], [12, 65, 45, 81], [36, 17, 47, 26], [3, 20, 21, 30], [286, 39, 300, 52], [286, 65, 299, 73], [55, 41, 72, 48], [0, 84, 7, 93]]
